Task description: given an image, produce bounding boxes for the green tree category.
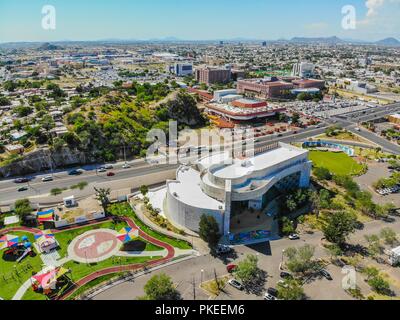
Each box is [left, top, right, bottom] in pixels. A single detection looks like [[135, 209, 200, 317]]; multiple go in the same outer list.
[[139, 185, 149, 196], [281, 217, 295, 235], [14, 199, 32, 220], [0, 96, 11, 106], [285, 244, 316, 274], [234, 254, 260, 287], [313, 167, 332, 181], [199, 214, 221, 248], [322, 211, 357, 246], [363, 266, 379, 281], [94, 187, 111, 214], [380, 228, 398, 246], [140, 273, 180, 300], [364, 234, 383, 258], [277, 279, 304, 300], [368, 275, 390, 295]]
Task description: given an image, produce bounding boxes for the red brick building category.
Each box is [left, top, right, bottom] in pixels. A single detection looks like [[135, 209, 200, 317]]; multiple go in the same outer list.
[[237, 79, 294, 99], [195, 67, 231, 85]]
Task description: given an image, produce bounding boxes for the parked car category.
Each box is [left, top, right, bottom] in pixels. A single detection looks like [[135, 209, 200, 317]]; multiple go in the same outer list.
[[17, 186, 29, 192], [320, 270, 333, 281], [264, 293, 278, 300], [97, 167, 107, 173], [104, 164, 114, 169], [216, 244, 232, 255], [228, 279, 244, 291], [14, 177, 29, 183], [289, 234, 300, 240], [267, 287, 279, 297], [122, 163, 131, 169], [280, 272, 293, 279], [41, 176, 53, 182], [107, 172, 115, 177], [68, 169, 83, 176], [227, 264, 238, 273]]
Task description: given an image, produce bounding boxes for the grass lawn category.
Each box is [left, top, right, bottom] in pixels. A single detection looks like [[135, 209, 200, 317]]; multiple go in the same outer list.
[[309, 150, 365, 176], [0, 232, 43, 300], [108, 203, 193, 250]]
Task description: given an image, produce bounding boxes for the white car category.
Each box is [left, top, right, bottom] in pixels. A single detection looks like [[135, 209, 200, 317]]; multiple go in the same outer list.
[[264, 293, 278, 300], [97, 167, 107, 173], [104, 164, 113, 169], [41, 176, 53, 182], [228, 279, 244, 291], [289, 234, 300, 240], [122, 163, 131, 169]]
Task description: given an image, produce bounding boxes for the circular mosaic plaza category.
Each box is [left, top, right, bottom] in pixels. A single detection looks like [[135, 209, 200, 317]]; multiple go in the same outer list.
[[67, 229, 120, 263]]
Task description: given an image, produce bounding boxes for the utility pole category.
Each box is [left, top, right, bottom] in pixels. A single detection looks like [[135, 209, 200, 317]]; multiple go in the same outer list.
[[192, 276, 196, 300], [214, 268, 220, 290]]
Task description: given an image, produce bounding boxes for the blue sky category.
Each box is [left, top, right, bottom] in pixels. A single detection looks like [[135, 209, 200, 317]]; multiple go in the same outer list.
[[0, 0, 399, 42]]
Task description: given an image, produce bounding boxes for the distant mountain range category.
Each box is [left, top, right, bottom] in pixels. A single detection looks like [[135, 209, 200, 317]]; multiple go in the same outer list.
[[286, 36, 400, 46], [1, 36, 399, 48]]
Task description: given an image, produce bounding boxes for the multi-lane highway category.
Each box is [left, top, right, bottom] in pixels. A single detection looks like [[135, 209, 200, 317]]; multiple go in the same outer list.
[[1, 102, 400, 205]]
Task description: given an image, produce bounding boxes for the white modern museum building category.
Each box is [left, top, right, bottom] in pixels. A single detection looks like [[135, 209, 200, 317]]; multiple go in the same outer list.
[[164, 143, 312, 236]]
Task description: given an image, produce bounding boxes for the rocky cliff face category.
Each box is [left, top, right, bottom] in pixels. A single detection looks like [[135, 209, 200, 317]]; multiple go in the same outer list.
[[0, 147, 96, 178]]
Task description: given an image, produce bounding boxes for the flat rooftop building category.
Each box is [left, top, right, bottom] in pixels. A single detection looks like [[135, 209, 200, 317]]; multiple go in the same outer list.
[[237, 79, 294, 99], [195, 67, 231, 85], [165, 143, 312, 236]]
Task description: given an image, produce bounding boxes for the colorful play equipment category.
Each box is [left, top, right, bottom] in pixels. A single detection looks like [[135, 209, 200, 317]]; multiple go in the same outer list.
[[116, 227, 139, 243], [31, 266, 72, 297], [34, 230, 55, 240], [34, 230, 58, 254], [0, 235, 20, 249], [36, 209, 55, 224], [1, 234, 35, 263]]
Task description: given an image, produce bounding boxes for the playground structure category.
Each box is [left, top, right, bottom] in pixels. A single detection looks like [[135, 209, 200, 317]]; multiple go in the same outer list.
[[31, 266, 73, 299], [1, 234, 35, 263]]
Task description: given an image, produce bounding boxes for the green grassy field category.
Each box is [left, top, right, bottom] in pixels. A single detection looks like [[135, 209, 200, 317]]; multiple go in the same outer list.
[[309, 150, 365, 176]]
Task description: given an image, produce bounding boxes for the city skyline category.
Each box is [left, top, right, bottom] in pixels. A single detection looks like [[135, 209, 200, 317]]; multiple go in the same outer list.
[[1, 0, 400, 43]]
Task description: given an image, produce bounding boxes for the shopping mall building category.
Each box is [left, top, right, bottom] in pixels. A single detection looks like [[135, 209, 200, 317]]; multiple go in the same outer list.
[[164, 143, 312, 236]]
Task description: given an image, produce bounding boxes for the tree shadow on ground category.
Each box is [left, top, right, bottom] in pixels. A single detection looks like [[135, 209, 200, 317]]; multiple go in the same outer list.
[[210, 249, 239, 265], [121, 240, 147, 252], [244, 270, 268, 296]]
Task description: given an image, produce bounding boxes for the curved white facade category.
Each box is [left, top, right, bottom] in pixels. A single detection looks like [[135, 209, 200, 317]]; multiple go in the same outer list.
[[165, 143, 312, 235]]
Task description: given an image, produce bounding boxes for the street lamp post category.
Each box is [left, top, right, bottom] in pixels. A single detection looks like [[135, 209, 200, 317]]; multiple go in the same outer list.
[[201, 269, 204, 285], [280, 249, 285, 270]]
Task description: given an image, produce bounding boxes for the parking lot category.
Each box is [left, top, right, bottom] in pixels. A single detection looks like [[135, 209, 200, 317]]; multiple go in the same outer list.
[[355, 161, 400, 206]]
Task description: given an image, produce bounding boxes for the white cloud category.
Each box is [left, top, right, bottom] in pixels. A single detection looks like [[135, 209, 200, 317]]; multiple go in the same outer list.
[[365, 0, 385, 17]]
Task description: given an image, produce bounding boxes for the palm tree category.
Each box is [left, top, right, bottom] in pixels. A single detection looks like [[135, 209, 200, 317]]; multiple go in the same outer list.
[[94, 187, 111, 214]]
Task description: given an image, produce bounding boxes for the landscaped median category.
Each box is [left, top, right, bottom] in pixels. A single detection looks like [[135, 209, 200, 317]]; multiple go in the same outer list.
[[0, 202, 193, 300]]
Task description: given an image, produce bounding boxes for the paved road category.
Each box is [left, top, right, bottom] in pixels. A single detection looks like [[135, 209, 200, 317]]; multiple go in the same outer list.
[[2, 102, 400, 205], [92, 217, 400, 300]]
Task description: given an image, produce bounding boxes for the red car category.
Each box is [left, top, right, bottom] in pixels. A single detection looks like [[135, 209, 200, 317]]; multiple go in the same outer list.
[[227, 264, 238, 273], [107, 172, 115, 177]]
